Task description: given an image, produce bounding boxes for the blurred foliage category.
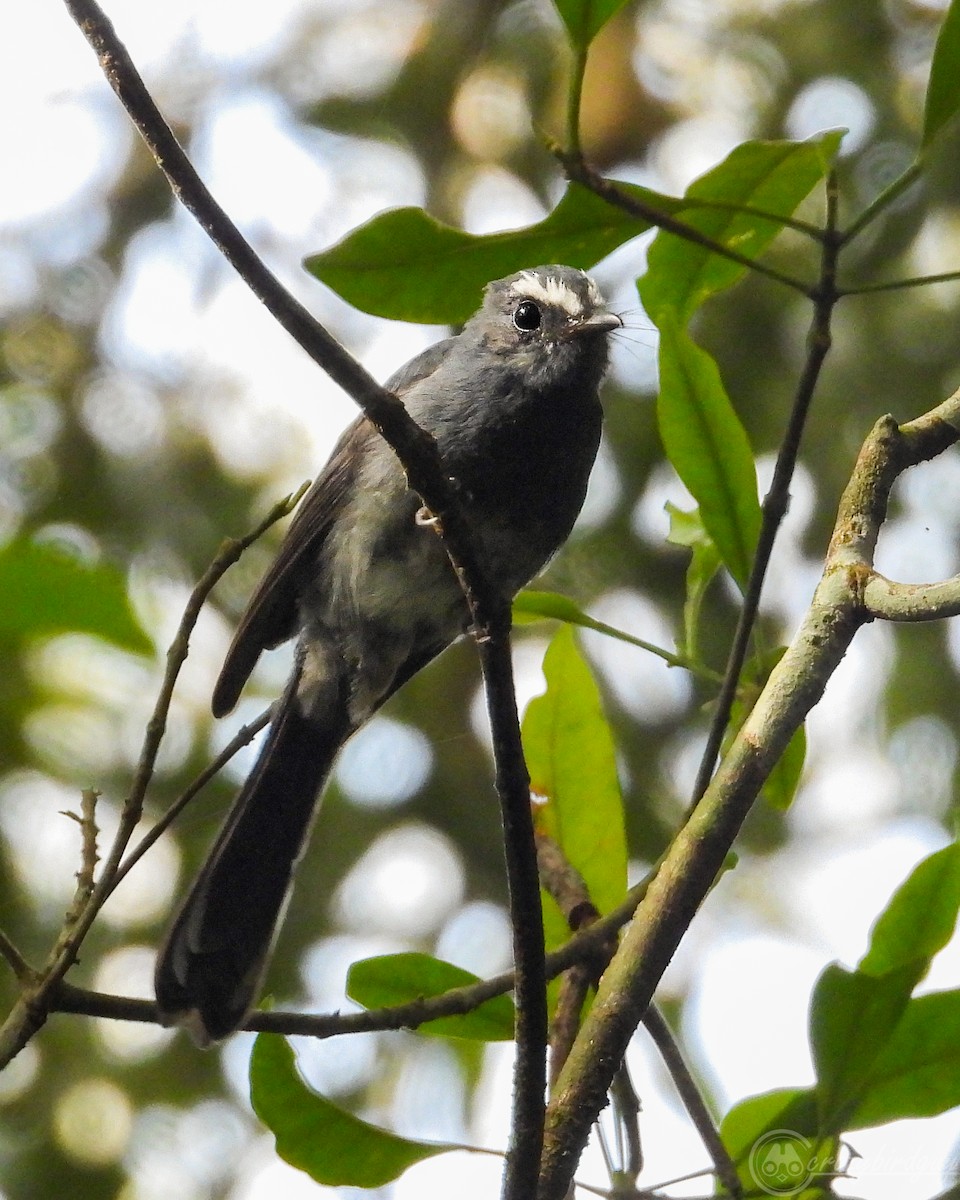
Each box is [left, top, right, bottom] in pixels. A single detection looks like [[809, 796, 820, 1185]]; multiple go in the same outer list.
[[3, 0, 960, 1198]]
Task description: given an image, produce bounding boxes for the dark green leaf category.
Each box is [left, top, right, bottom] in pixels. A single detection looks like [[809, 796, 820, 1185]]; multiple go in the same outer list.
[[521, 627, 627, 951], [250, 1034, 454, 1187], [848, 989, 960, 1128], [640, 134, 843, 324], [923, 0, 960, 147], [306, 182, 682, 323], [860, 842, 960, 979], [552, 0, 632, 48], [656, 319, 761, 589], [346, 952, 515, 1041], [727, 646, 807, 811], [762, 723, 806, 811], [0, 537, 150, 653], [810, 962, 921, 1134]]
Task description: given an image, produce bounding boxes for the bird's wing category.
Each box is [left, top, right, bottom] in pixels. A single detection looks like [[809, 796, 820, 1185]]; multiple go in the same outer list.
[[383, 336, 456, 394], [211, 336, 457, 717]]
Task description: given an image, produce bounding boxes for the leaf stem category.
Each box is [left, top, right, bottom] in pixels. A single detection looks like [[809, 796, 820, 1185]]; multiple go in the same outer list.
[[840, 267, 960, 295], [566, 43, 588, 160], [839, 159, 923, 244]]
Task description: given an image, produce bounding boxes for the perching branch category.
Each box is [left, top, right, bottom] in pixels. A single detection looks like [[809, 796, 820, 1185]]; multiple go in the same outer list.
[[61, 0, 498, 636], [54, 10, 549, 1190], [536, 386, 960, 1200]]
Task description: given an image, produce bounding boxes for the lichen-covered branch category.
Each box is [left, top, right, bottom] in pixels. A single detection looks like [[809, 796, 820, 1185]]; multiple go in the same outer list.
[[537, 389, 960, 1199]]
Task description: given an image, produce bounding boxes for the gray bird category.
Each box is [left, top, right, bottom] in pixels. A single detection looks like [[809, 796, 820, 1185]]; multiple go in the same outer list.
[[154, 264, 621, 1042]]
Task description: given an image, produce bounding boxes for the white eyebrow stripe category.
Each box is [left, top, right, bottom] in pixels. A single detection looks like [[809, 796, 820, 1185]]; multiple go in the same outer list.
[[511, 272, 584, 317]]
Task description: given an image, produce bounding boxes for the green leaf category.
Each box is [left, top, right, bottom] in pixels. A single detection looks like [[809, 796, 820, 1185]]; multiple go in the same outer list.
[[848, 989, 960, 1128], [810, 962, 921, 1134], [250, 1034, 455, 1187], [346, 952, 515, 1041], [306, 182, 682, 323], [807, 850, 960, 1134], [552, 0, 632, 48], [521, 627, 627, 951], [656, 319, 761, 589], [640, 134, 842, 325], [722, 1088, 819, 1160], [859, 842, 960, 979], [721, 1088, 834, 1199], [513, 589, 684, 667], [762, 723, 806, 812], [665, 502, 721, 664], [728, 647, 806, 811], [923, 0, 960, 147], [0, 537, 150, 653]]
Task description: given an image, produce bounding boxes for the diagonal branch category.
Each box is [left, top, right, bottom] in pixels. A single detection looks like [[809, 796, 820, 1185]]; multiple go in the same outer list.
[[536, 388, 960, 1200]]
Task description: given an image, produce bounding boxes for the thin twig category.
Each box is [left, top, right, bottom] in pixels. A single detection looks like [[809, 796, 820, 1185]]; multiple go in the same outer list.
[[535, 833, 610, 1088], [839, 159, 923, 244], [104, 490, 299, 901], [107, 708, 272, 897], [609, 1063, 643, 1185], [686, 169, 842, 809], [549, 966, 593, 1091], [52, 870, 654, 1035], [0, 931, 31, 982], [477, 630, 548, 1199], [839, 267, 960, 295], [0, 490, 303, 1069], [555, 152, 813, 295], [641, 1006, 740, 1197], [54, 790, 101, 955]]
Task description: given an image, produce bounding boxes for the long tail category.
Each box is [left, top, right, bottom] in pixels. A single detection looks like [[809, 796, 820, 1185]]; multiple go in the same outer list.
[[154, 657, 350, 1043]]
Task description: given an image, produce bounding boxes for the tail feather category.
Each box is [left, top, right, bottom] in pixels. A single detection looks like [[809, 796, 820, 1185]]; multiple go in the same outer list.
[[155, 661, 350, 1043]]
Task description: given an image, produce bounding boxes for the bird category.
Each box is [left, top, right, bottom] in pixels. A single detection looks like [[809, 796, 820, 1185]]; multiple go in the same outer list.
[[154, 264, 622, 1043]]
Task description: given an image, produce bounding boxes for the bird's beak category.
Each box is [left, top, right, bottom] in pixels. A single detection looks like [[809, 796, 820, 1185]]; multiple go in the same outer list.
[[564, 311, 623, 339]]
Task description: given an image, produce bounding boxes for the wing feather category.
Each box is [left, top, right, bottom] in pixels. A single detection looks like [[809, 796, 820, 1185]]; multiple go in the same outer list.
[[211, 335, 457, 717]]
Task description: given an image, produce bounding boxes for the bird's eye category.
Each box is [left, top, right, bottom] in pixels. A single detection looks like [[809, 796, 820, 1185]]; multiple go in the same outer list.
[[513, 300, 542, 332]]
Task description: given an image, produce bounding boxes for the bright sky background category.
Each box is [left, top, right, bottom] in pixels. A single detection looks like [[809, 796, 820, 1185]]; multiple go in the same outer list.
[[4, 3, 960, 1199]]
